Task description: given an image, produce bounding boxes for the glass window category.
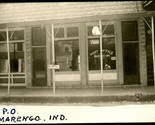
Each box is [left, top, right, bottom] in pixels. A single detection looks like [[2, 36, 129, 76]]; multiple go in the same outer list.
[[32, 27, 46, 46], [17, 43, 23, 51], [10, 43, 25, 72], [0, 59, 8, 73], [54, 27, 64, 38], [102, 25, 115, 35], [67, 27, 79, 37], [87, 24, 114, 36], [9, 30, 24, 40], [122, 21, 138, 41], [55, 40, 79, 71], [0, 45, 25, 73], [0, 30, 24, 42], [0, 30, 25, 73], [0, 31, 6, 41], [33, 48, 46, 78], [88, 38, 116, 70], [87, 25, 99, 36]]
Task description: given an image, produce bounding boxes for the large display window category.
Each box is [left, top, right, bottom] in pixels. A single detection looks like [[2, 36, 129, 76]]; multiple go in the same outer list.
[[0, 29, 25, 73], [87, 22, 116, 71], [55, 40, 79, 71], [54, 26, 80, 72], [0, 28, 25, 84], [88, 37, 116, 70]]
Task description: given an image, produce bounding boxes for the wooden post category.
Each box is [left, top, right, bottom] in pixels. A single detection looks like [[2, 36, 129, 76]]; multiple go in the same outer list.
[[6, 27, 11, 95], [151, 16, 155, 92], [99, 20, 103, 94], [51, 24, 55, 95], [46, 26, 52, 87]]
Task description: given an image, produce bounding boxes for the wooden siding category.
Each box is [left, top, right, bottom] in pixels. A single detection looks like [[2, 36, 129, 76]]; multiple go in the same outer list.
[[0, 2, 143, 24]]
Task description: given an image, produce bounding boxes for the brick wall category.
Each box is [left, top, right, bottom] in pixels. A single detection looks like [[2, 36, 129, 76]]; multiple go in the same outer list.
[[138, 18, 147, 85], [25, 27, 32, 87]]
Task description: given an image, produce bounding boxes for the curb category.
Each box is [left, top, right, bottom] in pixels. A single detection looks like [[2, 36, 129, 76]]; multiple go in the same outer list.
[[0, 94, 155, 104]]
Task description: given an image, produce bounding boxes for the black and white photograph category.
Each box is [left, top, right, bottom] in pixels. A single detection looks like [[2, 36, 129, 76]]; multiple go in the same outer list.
[[0, 1, 155, 123]]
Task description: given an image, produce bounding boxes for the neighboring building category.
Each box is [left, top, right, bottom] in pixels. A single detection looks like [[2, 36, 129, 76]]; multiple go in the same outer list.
[[0, 1, 155, 88], [143, 0, 155, 86], [143, 0, 155, 11]]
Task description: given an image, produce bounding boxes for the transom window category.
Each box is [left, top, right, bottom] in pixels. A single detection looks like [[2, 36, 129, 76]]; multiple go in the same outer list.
[[32, 27, 46, 46], [54, 26, 79, 38], [122, 21, 138, 41]]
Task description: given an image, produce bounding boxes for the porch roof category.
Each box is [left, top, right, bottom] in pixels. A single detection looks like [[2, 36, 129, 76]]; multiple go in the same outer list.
[[0, 2, 144, 25]]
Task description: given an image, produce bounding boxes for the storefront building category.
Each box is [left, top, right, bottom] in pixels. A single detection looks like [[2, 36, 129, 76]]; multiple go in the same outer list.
[[0, 2, 155, 88]]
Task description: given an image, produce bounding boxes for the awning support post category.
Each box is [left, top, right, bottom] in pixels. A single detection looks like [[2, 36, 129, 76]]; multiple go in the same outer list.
[[6, 27, 11, 95], [51, 24, 56, 95], [151, 16, 155, 92], [99, 20, 104, 94]]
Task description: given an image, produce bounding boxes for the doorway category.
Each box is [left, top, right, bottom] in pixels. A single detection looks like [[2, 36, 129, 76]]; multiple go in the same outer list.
[[32, 48, 47, 86], [32, 27, 47, 86], [123, 43, 140, 84]]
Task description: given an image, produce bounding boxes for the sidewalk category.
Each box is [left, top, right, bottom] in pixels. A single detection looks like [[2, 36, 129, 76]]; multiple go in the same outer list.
[[0, 86, 155, 104], [0, 85, 155, 96]]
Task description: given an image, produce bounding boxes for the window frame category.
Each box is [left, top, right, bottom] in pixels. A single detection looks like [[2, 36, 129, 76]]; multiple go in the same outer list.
[[54, 24, 80, 73], [0, 27, 26, 85], [0, 28, 25, 43], [86, 21, 117, 71], [54, 24, 79, 40], [31, 27, 46, 47], [121, 20, 138, 42]]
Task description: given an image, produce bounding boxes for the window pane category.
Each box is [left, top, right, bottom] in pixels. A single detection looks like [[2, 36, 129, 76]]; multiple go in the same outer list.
[[0, 31, 6, 41], [33, 48, 46, 78], [88, 39, 100, 70], [67, 27, 79, 37], [122, 21, 138, 41], [88, 38, 116, 70], [102, 25, 114, 35], [9, 30, 24, 40], [0, 44, 8, 60], [87, 26, 98, 36], [102, 37, 116, 70], [17, 43, 23, 51], [0, 43, 25, 73], [0, 59, 8, 73], [87, 24, 114, 36], [0, 43, 7, 53], [54, 28, 64, 38], [32, 27, 46, 46], [10, 43, 24, 72], [55, 40, 79, 71]]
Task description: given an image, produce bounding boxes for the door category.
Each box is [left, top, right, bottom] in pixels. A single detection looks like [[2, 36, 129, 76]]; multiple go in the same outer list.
[[32, 27, 47, 87], [123, 43, 140, 84], [32, 48, 47, 86]]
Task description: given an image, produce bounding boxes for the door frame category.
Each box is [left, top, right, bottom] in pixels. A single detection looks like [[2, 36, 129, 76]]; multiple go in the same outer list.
[[121, 19, 140, 85], [31, 26, 47, 87]]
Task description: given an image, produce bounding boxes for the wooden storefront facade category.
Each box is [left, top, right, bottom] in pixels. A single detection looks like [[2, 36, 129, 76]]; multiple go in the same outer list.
[[0, 2, 155, 88]]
